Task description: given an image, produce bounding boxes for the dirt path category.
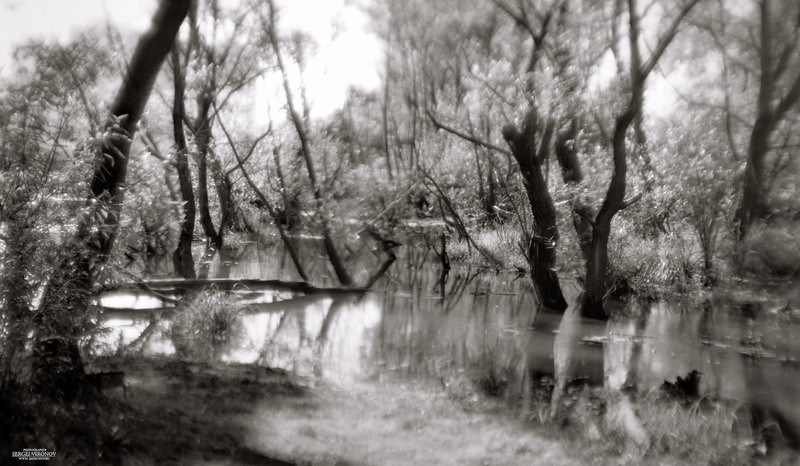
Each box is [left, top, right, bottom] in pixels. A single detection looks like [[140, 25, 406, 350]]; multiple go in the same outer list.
[[107, 357, 582, 465], [240, 381, 580, 465]]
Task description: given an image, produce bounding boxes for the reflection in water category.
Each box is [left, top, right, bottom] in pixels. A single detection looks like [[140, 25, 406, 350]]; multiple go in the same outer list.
[[100, 242, 800, 450]]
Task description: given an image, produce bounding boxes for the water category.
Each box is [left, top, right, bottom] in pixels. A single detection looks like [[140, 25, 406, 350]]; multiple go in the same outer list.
[[96, 241, 800, 445]]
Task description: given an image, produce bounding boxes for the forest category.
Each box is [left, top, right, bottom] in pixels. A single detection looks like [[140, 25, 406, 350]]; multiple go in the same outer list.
[[1, 0, 798, 464]]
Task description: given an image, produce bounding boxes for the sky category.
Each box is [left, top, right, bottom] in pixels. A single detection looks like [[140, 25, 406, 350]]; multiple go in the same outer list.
[[0, 0, 694, 121], [0, 0, 383, 120]]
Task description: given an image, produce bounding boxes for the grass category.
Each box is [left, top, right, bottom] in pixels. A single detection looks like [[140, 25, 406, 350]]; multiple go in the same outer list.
[[607, 228, 707, 300], [171, 288, 245, 361], [549, 386, 799, 466], [448, 223, 529, 270], [89, 356, 584, 465], [5, 349, 797, 465], [634, 394, 752, 465]]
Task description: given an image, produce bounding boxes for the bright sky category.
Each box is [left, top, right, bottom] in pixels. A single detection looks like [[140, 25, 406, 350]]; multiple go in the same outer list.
[[257, 0, 383, 121], [0, 0, 154, 70], [0, 0, 383, 120]]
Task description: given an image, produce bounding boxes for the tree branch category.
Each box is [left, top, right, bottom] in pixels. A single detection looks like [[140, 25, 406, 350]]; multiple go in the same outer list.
[[216, 107, 309, 282], [641, 0, 703, 79], [427, 110, 512, 156]]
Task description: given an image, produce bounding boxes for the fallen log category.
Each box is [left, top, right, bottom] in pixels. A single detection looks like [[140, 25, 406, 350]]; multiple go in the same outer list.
[[97, 278, 367, 296]]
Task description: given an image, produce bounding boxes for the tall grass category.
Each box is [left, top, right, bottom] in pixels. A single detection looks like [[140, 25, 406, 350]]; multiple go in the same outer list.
[[171, 288, 244, 361], [557, 388, 794, 465]]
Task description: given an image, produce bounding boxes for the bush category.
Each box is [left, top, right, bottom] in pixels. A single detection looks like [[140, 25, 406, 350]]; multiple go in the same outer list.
[[171, 288, 244, 361]]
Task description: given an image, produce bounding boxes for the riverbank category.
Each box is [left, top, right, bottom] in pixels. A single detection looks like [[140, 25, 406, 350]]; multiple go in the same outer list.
[[89, 356, 582, 465], [80, 355, 798, 465]]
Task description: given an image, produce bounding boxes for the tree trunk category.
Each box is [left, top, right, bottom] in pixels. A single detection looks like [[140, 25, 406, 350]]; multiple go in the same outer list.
[[582, 221, 611, 320], [208, 149, 246, 234], [581, 105, 637, 320], [581, 0, 699, 318], [502, 110, 568, 312], [737, 112, 772, 240], [171, 46, 197, 279], [195, 91, 221, 249], [381, 33, 394, 181], [735, 0, 800, 241], [32, 0, 190, 396], [267, 1, 354, 286], [555, 118, 593, 262]]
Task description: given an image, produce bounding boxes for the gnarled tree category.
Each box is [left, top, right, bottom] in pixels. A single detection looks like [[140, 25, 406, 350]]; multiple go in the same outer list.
[[581, 0, 701, 319]]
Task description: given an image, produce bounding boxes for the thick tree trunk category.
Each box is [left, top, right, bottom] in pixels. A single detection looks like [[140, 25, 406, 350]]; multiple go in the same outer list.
[[735, 1, 800, 241], [32, 0, 190, 396], [502, 110, 568, 312], [581, 106, 637, 320], [171, 47, 197, 279], [582, 222, 611, 319], [737, 112, 772, 240]]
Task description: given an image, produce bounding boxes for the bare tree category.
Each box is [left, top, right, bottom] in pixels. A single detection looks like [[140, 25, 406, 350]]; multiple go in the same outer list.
[[261, 0, 355, 286]]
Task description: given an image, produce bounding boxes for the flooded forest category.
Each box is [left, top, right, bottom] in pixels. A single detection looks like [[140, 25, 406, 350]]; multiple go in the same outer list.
[[1, 0, 799, 464]]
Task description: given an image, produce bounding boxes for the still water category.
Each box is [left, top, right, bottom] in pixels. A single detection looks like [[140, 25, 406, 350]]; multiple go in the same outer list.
[[97, 241, 800, 445]]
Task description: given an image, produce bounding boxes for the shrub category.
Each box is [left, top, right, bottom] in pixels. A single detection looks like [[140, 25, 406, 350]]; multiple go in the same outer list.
[[170, 288, 244, 361]]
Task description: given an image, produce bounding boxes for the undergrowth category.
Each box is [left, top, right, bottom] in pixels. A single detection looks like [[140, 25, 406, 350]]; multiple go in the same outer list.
[[170, 288, 245, 361]]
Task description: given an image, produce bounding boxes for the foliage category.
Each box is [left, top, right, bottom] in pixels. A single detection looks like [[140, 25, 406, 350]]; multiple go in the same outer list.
[[635, 396, 755, 465], [171, 288, 245, 361], [0, 388, 126, 463]]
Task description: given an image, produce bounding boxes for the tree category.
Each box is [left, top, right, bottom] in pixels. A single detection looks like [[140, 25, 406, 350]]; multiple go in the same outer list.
[[259, 0, 355, 286], [171, 0, 264, 250], [170, 41, 198, 278], [30, 0, 191, 396], [734, 0, 800, 240], [425, 0, 585, 312], [581, 0, 701, 319]]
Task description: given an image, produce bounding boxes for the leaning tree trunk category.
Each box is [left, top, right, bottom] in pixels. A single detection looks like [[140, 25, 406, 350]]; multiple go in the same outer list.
[[267, 0, 354, 286], [32, 0, 191, 397], [502, 110, 568, 312]]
